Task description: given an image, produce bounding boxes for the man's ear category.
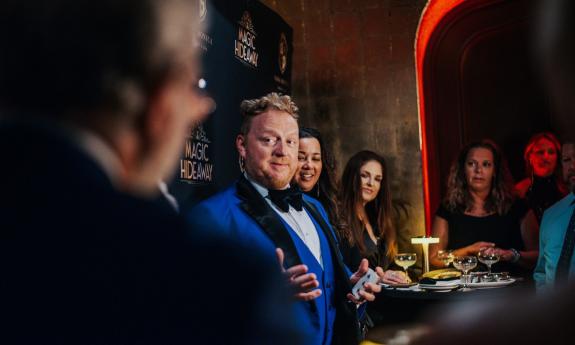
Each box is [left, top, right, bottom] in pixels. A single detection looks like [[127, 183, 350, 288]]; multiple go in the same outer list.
[[236, 134, 247, 158]]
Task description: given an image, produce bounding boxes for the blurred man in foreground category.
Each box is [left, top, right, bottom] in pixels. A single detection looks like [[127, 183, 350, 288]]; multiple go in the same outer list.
[[0, 1, 299, 344]]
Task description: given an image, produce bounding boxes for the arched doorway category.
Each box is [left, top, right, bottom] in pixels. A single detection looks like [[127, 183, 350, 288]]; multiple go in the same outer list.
[[415, 0, 550, 233]]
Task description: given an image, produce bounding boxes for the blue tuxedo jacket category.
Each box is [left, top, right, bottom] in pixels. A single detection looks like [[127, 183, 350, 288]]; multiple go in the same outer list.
[[187, 176, 360, 345]]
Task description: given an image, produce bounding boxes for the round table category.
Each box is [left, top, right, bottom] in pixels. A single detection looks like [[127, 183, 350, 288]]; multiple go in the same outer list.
[[367, 280, 530, 327]]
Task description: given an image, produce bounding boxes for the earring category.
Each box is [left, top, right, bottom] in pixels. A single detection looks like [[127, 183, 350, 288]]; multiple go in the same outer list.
[[238, 156, 245, 173]]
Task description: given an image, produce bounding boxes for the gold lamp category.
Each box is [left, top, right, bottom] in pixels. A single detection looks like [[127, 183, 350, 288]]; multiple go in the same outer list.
[[411, 236, 439, 273]]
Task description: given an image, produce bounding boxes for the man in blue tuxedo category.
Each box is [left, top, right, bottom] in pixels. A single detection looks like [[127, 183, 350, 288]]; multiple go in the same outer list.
[[0, 1, 300, 344], [188, 93, 400, 345]]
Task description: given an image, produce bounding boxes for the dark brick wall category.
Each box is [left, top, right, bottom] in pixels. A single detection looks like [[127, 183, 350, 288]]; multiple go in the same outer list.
[[261, 0, 428, 251]]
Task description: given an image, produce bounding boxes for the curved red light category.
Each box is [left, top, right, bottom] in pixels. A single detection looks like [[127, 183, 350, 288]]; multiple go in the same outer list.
[[415, 0, 465, 235]]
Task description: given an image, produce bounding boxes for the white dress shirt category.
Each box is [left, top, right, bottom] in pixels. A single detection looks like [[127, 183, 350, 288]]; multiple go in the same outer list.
[[246, 174, 323, 268], [158, 180, 180, 213]]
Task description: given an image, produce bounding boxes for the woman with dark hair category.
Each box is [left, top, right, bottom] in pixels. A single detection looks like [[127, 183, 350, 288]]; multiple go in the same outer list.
[[293, 127, 340, 227], [515, 132, 567, 223], [338, 150, 407, 283], [429, 140, 539, 275]]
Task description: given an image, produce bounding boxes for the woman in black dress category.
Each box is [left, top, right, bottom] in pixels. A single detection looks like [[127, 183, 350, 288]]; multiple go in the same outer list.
[[515, 132, 567, 223], [429, 140, 539, 276], [338, 150, 407, 281]]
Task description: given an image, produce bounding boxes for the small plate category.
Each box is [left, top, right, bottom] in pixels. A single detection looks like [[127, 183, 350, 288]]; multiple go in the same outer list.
[[418, 280, 460, 291], [385, 282, 418, 288], [419, 284, 459, 291], [422, 268, 461, 281], [466, 278, 515, 288]]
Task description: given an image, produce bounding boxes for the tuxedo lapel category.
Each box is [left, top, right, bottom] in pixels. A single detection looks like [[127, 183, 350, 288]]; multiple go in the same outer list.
[[235, 176, 303, 269], [303, 200, 352, 290]]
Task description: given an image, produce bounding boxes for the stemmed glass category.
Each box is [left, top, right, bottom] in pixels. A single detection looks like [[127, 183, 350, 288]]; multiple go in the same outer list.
[[477, 247, 500, 275], [394, 253, 417, 281], [437, 250, 455, 267], [453, 256, 478, 289]]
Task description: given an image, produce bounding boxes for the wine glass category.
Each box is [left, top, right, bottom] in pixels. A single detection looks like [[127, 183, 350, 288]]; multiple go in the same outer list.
[[453, 256, 478, 289], [394, 253, 417, 280], [437, 250, 455, 267], [477, 247, 500, 275]]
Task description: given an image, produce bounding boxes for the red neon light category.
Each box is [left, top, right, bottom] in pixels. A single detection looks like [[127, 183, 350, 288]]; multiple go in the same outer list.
[[415, 0, 464, 235]]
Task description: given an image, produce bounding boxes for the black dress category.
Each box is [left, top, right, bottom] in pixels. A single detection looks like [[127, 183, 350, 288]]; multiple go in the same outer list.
[[436, 202, 528, 276], [339, 228, 391, 329], [340, 227, 390, 270]]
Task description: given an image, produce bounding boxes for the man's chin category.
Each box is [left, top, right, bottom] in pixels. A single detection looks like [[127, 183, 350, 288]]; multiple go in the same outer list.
[[247, 171, 291, 190], [264, 174, 293, 190], [268, 180, 291, 190]]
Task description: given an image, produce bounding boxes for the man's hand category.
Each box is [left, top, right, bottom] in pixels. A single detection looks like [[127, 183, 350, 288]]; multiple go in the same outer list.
[[347, 259, 382, 304], [276, 248, 322, 301]]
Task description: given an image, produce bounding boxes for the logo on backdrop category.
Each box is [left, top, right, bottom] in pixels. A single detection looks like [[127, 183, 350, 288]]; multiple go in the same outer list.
[[234, 11, 259, 68], [196, 0, 212, 52], [179, 124, 214, 184], [199, 0, 207, 22], [274, 32, 290, 92], [278, 33, 288, 75]]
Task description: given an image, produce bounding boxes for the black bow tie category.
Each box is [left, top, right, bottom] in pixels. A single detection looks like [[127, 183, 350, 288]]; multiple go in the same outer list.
[[268, 185, 303, 212]]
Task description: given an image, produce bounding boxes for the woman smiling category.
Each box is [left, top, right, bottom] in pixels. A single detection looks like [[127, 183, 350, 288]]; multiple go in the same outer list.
[[292, 127, 340, 227]]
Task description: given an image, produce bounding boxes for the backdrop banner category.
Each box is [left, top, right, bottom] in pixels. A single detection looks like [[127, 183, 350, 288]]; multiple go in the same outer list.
[[170, 0, 292, 210]]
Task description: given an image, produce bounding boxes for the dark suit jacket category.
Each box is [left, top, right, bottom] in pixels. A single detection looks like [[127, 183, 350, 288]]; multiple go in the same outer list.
[[0, 121, 300, 344], [187, 176, 361, 345]]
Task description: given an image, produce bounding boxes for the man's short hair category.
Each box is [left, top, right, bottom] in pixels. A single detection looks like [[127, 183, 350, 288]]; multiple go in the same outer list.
[[0, 0, 197, 119], [239, 93, 299, 135]]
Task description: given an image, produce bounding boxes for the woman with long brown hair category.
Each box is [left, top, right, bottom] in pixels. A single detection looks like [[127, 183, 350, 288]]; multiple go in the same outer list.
[[338, 150, 400, 273], [429, 140, 539, 276]]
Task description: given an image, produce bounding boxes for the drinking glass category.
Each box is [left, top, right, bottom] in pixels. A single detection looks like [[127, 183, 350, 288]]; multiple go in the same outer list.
[[394, 253, 417, 279], [437, 250, 455, 267], [477, 247, 500, 275], [453, 256, 478, 289]]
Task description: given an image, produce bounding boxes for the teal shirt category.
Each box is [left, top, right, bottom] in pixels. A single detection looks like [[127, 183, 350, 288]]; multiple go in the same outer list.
[[534, 193, 575, 292]]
